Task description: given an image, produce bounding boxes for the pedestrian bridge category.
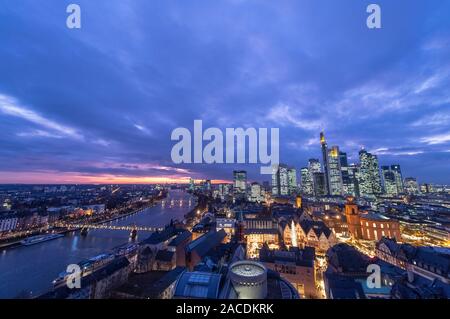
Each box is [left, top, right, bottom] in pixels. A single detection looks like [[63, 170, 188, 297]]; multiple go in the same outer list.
[[54, 222, 164, 232]]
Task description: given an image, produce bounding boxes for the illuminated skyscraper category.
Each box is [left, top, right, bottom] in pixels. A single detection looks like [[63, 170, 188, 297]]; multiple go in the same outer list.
[[391, 165, 404, 194], [382, 166, 398, 195], [301, 167, 313, 195], [313, 172, 327, 196], [404, 177, 420, 195], [359, 150, 382, 196], [320, 132, 330, 195], [233, 170, 247, 197], [345, 164, 360, 197], [218, 183, 232, 200], [249, 182, 263, 202], [420, 183, 433, 194], [327, 146, 343, 196], [381, 165, 404, 195], [308, 158, 321, 174], [307, 159, 322, 196], [340, 152, 358, 196], [272, 164, 289, 196], [287, 168, 297, 195]]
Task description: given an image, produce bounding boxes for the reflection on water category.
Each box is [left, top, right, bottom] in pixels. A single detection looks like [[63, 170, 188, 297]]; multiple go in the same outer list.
[[0, 190, 194, 299]]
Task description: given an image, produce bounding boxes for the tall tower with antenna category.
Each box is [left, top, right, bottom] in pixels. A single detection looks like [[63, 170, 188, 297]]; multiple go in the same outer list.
[[320, 131, 330, 195]]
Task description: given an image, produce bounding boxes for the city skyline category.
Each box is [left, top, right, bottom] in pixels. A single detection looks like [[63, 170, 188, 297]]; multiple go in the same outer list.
[[0, 130, 445, 187], [1, 1, 450, 185]]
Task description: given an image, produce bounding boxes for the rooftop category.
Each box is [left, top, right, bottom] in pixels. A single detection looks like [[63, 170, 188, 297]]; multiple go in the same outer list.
[[174, 271, 222, 299]]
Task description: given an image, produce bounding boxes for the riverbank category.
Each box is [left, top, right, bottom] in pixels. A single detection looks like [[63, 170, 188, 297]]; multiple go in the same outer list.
[[0, 197, 162, 251], [0, 189, 192, 299]]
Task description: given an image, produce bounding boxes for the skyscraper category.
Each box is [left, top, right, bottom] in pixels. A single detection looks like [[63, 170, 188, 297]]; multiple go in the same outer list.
[[327, 146, 343, 195], [420, 183, 433, 193], [312, 172, 327, 196], [287, 168, 298, 195], [346, 164, 360, 197], [249, 182, 263, 202], [301, 167, 313, 195], [340, 152, 359, 196], [272, 164, 289, 196], [218, 183, 232, 200], [339, 151, 348, 167], [307, 159, 321, 196], [381, 165, 404, 195], [308, 158, 321, 174], [391, 165, 404, 194], [359, 150, 382, 196], [382, 166, 398, 195], [404, 177, 420, 194], [233, 170, 247, 197], [320, 132, 330, 195]]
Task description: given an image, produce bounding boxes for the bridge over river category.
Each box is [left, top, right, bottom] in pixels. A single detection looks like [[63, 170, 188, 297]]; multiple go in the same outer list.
[[0, 189, 195, 299]]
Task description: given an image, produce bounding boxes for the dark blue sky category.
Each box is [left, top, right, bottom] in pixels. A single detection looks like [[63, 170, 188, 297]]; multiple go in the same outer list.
[[0, 0, 449, 184]]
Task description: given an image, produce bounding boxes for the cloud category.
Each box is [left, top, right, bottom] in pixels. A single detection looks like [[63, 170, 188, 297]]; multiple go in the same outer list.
[[16, 130, 64, 139], [0, 94, 82, 140], [266, 103, 323, 131], [420, 133, 450, 145], [134, 124, 152, 135], [414, 72, 448, 94], [422, 36, 450, 51], [370, 147, 425, 156], [412, 112, 450, 127], [333, 66, 450, 120]]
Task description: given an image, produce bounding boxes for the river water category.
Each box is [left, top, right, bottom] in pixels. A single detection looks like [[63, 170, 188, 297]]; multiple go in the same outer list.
[[0, 190, 194, 299]]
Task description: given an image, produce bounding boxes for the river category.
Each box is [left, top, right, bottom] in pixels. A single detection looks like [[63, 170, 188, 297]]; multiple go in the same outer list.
[[0, 189, 195, 299]]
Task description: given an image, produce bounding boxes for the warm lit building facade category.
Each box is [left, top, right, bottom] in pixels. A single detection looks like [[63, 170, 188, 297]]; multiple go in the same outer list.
[[280, 219, 337, 253], [260, 245, 318, 298], [344, 197, 401, 241], [243, 216, 280, 258]]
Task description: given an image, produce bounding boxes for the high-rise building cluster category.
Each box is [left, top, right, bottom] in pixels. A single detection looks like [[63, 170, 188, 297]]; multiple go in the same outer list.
[[300, 132, 417, 198]]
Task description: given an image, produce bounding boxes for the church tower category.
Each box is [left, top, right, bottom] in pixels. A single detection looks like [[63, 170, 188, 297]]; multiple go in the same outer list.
[[344, 196, 362, 239]]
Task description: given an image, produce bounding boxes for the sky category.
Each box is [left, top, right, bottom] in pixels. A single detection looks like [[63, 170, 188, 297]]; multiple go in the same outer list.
[[0, 0, 449, 184]]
